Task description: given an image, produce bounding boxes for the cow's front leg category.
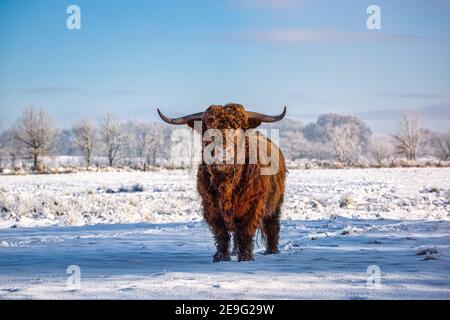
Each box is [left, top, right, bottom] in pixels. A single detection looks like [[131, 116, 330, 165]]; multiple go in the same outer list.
[[235, 219, 257, 261], [209, 218, 231, 262]]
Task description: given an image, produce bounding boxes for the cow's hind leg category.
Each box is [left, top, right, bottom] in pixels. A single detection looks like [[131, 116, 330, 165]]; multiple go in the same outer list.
[[262, 206, 281, 254], [209, 218, 231, 262]]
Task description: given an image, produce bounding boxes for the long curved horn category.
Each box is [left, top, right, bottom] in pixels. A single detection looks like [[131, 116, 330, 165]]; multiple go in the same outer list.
[[157, 108, 204, 125], [247, 106, 287, 123]]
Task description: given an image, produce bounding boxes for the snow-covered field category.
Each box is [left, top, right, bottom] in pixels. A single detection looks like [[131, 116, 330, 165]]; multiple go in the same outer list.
[[0, 168, 449, 299]]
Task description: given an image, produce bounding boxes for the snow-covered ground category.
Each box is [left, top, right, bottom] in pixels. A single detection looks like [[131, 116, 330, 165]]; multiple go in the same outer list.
[[0, 168, 449, 299], [1, 168, 449, 228]]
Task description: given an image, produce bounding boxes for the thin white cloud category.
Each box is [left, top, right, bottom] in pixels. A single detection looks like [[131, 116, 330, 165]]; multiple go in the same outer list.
[[355, 102, 450, 120], [237, 0, 304, 9], [235, 28, 431, 44], [374, 91, 448, 99], [24, 87, 85, 94], [24, 87, 133, 95], [267, 92, 327, 104]]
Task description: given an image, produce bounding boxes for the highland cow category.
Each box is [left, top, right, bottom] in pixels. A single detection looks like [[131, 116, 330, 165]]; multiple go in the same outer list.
[[158, 103, 286, 262]]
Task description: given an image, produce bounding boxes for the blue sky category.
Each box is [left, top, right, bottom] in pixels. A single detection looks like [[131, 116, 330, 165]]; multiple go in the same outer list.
[[0, 0, 449, 133]]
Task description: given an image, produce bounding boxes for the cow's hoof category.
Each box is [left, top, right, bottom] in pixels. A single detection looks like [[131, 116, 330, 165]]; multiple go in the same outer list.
[[213, 252, 230, 263], [238, 255, 254, 262], [264, 248, 279, 255]]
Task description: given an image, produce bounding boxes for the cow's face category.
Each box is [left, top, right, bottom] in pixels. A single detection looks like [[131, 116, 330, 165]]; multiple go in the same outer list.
[[202, 104, 249, 175], [202, 104, 249, 132], [201, 104, 247, 175]]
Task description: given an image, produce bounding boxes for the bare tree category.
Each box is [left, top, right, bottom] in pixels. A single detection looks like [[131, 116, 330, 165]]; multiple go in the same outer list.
[[0, 128, 6, 168], [99, 113, 128, 167], [0, 128, 24, 169], [14, 106, 56, 170], [393, 111, 422, 161], [330, 123, 360, 163], [370, 136, 393, 165], [72, 119, 97, 168], [283, 131, 307, 160], [152, 125, 172, 166], [432, 132, 450, 161], [129, 121, 163, 169]]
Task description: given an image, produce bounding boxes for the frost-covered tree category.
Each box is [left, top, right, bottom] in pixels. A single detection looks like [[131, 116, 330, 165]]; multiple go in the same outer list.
[[0, 128, 23, 169], [72, 119, 97, 168], [279, 130, 329, 160], [157, 125, 174, 165], [282, 131, 307, 160], [263, 114, 372, 161], [302, 122, 326, 143], [262, 118, 306, 161], [393, 111, 422, 161], [128, 121, 166, 168], [99, 113, 128, 167], [432, 132, 450, 161], [418, 128, 437, 158], [14, 106, 56, 170], [314, 113, 372, 150], [330, 123, 360, 163], [0, 128, 7, 168], [54, 129, 78, 156], [301, 113, 372, 160], [370, 136, 393, 165]]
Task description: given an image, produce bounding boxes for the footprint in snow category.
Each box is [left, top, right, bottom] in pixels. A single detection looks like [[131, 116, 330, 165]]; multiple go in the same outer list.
[[2, 288, 20, 293], [416, 246, 439, 255], [119, 286, 137, 292], [416, 246, 439, 261]]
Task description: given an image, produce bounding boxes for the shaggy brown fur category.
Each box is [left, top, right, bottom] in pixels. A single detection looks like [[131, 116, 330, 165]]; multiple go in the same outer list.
[[194, 103, 286, 262]]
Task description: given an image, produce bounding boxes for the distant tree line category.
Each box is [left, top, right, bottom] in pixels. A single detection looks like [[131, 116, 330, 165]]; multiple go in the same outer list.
[[264, 110, 449, 165], [0, 106, 449, 172], [0, 107, 171, 171]]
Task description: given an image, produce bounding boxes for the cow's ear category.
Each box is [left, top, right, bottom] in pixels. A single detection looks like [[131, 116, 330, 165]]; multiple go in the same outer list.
[[247, 119, 262, 129]]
